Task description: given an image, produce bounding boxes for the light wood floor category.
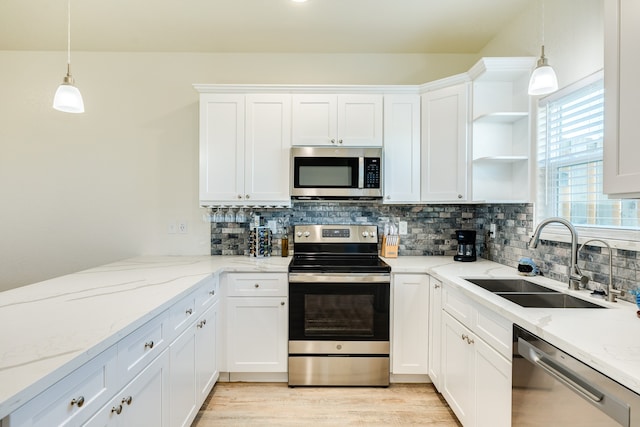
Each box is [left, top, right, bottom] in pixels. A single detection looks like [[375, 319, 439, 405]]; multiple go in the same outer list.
[[192, 382, 462, 426]]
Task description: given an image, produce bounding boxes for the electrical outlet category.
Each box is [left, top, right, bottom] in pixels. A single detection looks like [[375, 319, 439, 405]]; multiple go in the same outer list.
[[178, 221, 188, 234], [399, 221, 408, 235], [489, 223, 496, 238]]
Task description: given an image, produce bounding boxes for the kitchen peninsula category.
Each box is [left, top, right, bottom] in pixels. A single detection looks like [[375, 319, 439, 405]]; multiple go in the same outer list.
[[1, 255, 639, 426]]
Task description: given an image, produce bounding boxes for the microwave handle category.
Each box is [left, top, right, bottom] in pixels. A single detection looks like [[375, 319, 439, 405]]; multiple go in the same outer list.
[[358, 157, 364, 189]]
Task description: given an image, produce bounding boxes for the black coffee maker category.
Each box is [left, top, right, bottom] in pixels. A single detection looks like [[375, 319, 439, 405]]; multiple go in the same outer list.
[[454, 230, 476, 262]]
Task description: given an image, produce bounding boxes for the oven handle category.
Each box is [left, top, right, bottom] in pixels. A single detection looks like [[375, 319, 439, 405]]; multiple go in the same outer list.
[[289, 273, 390, 283], [517, 337, 630, 426], [358, 157, 364, 189]]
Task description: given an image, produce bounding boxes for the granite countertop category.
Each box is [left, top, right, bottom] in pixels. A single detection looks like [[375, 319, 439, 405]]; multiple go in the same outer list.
[[1, 255, 639, 419]]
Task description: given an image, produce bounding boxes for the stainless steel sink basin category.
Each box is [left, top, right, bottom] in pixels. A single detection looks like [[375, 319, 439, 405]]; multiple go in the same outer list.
[[465, 278, 558, 293], [496, 292, 606, 309]]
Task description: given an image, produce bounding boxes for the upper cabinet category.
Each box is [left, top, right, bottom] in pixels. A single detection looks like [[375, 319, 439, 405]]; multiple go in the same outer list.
[[198, 92, 291, 207], [604, 0, 640, 198], [292, 94, 383, 146], [468, 58, 535, 203], [383, 94, 421, 203], [420, 79, 470, 202]]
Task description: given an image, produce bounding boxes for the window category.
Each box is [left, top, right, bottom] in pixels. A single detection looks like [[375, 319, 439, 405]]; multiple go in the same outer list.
[[536, 71, 640, 231]]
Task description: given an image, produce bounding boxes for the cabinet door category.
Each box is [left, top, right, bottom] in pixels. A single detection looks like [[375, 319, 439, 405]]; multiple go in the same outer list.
[[391, 274, 429, 375], [292, 94, 337, 146], [199, 94, 245, 203], [84, 350, 170, 427], [227, 297, 288, 372], [428, 278, 442, 390], [244, 94, 292, 203], [441, 312, 474, 427], [604, 0, 640, 197], [383, 95, 421, 202], [195, 301, 219, 402], [169, 328, 197, 427], [337, 95, 383, 146], [474, 338, 511, 427], [421, 84, 469, 201]]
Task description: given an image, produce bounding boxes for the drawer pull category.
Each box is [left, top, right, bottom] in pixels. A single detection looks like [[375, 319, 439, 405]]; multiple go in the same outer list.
[[122, 396, 133, 406], [197, 319, 207, 328], [209, 290, 215, 296], [111, 405, 123, 415], [186, 308, 193, 315], [144, 341, 154, 349], [461, 334, 474, 345], [70, 396, 85, 407]]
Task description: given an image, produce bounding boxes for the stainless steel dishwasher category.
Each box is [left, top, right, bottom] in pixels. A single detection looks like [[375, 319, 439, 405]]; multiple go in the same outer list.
[[513, 325, 640, 426]]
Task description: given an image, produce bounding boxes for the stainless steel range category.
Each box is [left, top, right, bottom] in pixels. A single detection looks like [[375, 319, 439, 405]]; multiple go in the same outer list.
[[288, 224, 391, 387]]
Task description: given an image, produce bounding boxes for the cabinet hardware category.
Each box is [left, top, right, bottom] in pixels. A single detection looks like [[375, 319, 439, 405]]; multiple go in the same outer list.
[[144, 341, 154, 349], [237, 194, 242, 199], [281, 301, 285, 306], [70, 396, 85, 407], [434, 284, 440, 289], [209, 290, 215, 296], [331, 139, 336, 144], [122, 396, 133, 405], [186, 308, 193, 315], [254, 283, 260, 288], [246, 194, 250, 199], [458, 194, 463, 199], [338, 139, 343, 144], [198, 319, 207, 328], [461, 334, 468, 341], [111, 405, 123, 415]]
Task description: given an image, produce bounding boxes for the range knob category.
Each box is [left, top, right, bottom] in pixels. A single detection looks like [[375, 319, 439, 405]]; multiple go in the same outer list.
[[303, 231, 311, 237], [296, 231, 303, 237], [362, 231, 369, 238]]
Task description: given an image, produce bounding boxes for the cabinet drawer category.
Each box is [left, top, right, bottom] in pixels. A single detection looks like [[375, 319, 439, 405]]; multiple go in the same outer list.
[[169, 292, 197, 339], [195, 275, 219, 311], [226, 273, 287, 297], [117, 311, 169, 386], [5, 346, 117, 427], [442, 284, 473, 328], [474, 303, 512, 359]]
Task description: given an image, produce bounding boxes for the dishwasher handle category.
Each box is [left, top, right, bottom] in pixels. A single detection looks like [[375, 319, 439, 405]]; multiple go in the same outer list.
[[518, 337, 630, 426]]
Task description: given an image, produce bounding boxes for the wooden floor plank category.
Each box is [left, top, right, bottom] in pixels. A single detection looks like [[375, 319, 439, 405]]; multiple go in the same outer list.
[[193, 383, 462, 426]]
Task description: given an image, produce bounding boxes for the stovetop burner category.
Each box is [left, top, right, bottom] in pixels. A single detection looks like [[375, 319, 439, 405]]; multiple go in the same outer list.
[[289, 255, 391, 274]]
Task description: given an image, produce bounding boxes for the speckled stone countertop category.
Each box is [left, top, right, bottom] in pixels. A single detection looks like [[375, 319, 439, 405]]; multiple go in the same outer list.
[[1, 255, 639, 419]]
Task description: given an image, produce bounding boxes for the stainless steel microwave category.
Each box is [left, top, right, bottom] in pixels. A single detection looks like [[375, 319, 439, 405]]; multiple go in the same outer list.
[[290, 146, 383, 199]]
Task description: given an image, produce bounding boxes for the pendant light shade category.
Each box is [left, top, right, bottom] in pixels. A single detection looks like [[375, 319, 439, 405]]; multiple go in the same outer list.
[[528, 45, 558, 96], [53, 0, 84, 113]]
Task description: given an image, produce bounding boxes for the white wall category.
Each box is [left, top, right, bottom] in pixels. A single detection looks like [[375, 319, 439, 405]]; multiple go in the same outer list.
[[0, 52, 476, 291]]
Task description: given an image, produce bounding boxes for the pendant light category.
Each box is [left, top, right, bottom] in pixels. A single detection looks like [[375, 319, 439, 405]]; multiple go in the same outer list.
[[53, 0, 84, 113], [528, 1, 558, 96]]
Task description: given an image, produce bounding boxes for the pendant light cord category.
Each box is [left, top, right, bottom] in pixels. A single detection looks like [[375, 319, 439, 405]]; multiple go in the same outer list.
[[66, 0, 71, 69]]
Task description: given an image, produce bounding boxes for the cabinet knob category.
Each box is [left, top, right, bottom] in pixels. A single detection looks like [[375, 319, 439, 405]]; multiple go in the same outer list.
[[434, 283, 440, 289], [122, 396, 133, 406], [198, 319, 207, 328], [458, 194, 463, 199], [281, 301, 285, 306], [254, 283, 260, 288], [386, 195, 391, 199], [186, 308, 193, 315], [338, 139, 343, 144], [70, 396, 85, 407], [246, 194, 250, 199], [111, 405, 123, 415], [237, 194, 242, 199], [331, 139, 336, 144], [144, 341, 154, 349]]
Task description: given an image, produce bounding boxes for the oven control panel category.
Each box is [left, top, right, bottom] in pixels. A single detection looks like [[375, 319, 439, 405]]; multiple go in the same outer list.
[[294, 225, 378, 243]]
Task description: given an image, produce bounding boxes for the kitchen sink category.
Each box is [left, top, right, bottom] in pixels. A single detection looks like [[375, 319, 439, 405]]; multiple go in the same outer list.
[[496, 292, 606, 309], [464, 278, 558, 293], [464, 278, 606, 309]]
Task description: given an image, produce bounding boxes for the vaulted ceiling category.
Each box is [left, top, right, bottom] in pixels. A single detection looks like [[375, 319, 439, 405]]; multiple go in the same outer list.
[[0, 0, 531, 53]]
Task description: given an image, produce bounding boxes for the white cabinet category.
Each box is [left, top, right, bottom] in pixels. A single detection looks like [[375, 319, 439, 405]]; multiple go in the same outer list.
[[427, 278, 443, 390], [440, 283, 511, 427], [199, 93, 291, 206], [195, 301, 219, 402], [468, 57, 535, 203], [225, 273, 288, 374], [169, 328, 197, 427], [604, 0, 640, 197], [383, 95, 421, 203], [421, 82, 470, 202], [391, 274, 429, 376], [292, 94, 383, 146], [84, 349, 170, 427]]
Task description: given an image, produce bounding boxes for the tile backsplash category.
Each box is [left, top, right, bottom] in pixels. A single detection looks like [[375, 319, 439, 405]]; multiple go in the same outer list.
[[209, 201, 639, 303]]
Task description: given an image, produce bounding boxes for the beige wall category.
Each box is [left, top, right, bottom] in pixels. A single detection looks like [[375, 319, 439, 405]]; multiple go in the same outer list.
[[0, 0, 604, 291], [0, 52, 475, 290]]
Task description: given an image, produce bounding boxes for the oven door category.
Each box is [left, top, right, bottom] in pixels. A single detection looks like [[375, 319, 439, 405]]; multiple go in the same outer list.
[[288, 280, 389, 342]]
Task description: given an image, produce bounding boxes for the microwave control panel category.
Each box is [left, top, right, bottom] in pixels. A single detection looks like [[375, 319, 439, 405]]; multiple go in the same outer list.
[[364, 158, 381, 188]]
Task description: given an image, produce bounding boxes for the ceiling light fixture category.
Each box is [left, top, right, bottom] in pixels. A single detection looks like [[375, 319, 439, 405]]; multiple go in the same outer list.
[[528, 1, 558, 96], [53, 0, 84, 113]]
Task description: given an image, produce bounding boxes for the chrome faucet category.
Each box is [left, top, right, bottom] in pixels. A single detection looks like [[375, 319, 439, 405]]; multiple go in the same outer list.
[[528, 217, 584, 290], [578, 239, 622, 303]]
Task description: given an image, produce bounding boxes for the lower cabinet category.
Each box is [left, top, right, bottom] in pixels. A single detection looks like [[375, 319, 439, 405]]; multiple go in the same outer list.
[[391, 274, 430, 376], [84, 349, 171, 426], [427, 278, 443, 390], [440, 283, 511, 427]]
